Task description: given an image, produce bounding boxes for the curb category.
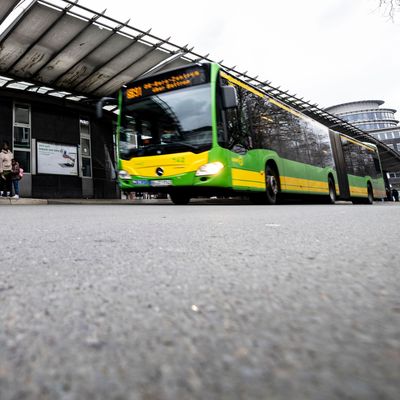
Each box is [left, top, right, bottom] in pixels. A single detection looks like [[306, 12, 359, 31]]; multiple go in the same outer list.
[[0, 198, 49, 205], [0, 198, 396, 206], [0, 198, 169, 205], [47, 199, 148, 205]]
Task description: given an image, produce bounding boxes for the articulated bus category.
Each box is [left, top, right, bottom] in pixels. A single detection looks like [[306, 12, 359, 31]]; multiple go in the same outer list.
[[113, 62, 385, 204]]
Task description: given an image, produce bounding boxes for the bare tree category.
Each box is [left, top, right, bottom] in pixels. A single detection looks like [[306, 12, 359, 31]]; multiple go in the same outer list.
[[379, 0, 400, 20]]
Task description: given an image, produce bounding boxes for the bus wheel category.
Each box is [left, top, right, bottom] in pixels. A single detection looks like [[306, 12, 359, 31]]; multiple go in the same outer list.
[[327, 177, 336, 204], [366, 184, 374, 205], [265, 165, 279, 205], [352, 184, 374, 205], [169, 192, 191, 205]]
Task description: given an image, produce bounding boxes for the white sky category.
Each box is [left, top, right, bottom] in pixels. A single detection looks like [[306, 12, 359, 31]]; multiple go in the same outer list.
[[80, 0, 399, 112]]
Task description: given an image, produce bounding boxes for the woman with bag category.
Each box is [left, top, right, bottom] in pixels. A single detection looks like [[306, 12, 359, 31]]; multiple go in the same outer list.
[[11, 158, 21, 199], [0, 141, 13, 197]]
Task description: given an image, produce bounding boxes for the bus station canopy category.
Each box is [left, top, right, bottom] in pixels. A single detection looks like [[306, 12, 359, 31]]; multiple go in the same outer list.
[[1, 0, 400, 171]]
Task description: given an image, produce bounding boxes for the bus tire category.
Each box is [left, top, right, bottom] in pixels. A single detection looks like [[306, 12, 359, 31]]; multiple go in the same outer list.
[[327, 176, 336, 204], [169, 192, 191, 205], [352, 183, 373, 205], [265, 164, 280, 205], [366, 183, 374, 205]]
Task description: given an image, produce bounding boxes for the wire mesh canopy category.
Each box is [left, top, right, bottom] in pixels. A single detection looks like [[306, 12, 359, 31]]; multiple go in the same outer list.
[[0, 0, 399, 171]]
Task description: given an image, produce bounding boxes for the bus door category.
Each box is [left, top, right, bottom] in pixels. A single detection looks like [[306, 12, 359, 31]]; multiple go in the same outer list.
[[329, 130, 350, 199]]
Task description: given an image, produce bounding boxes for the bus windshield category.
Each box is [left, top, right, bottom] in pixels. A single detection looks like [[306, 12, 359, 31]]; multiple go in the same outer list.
[[119, 84, 212, 159]]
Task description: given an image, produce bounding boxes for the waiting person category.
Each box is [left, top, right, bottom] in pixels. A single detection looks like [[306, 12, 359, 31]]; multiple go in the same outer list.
[[0, 141, 13, 197], [11, 159, 21, 199], [386, 187, 393, 201], [392, 188, 399, 202]]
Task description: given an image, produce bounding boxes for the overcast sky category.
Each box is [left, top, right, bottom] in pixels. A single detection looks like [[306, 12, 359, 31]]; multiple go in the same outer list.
[[79, 0, 400, 112]]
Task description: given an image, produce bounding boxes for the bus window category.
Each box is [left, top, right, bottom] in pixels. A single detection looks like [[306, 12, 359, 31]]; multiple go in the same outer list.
[[340, 137, 381, 178], [317, 124, 335, 168], [372, 153, 382, 176], [222, 84, 252, 152], [120, 84, 213, 159]]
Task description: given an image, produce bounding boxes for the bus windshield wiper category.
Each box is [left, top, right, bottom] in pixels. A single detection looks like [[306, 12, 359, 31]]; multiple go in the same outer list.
[[126, 144, 162, 157], [126, 142, 211, 158], [163, 142, 200, 151], [162, 142, 212, 153]]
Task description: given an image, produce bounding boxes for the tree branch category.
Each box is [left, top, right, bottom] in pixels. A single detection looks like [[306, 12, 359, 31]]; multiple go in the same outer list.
[[379, 0, 400, 20]]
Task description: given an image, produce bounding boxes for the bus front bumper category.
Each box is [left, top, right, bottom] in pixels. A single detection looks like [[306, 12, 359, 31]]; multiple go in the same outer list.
[[118, 170, 229, 193]]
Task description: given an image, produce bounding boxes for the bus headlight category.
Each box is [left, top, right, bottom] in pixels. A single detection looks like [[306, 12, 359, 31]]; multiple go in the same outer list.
[[118, 170, 131, 180], [195, 162, 224, 176]]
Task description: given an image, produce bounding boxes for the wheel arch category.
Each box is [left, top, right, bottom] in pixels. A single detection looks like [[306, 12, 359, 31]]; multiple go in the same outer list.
[[327, 172, 336, 193], [367, 179, 374, 197]]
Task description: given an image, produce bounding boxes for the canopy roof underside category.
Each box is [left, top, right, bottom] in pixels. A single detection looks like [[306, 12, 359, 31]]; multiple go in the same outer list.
[[1, 0, 399, 171]]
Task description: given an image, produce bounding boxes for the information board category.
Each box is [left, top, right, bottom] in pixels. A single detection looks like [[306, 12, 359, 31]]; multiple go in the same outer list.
[[37, 142, 78, 176]]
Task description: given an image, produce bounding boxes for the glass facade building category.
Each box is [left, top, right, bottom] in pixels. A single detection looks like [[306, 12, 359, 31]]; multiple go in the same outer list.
[[326, 100, 400, 191]]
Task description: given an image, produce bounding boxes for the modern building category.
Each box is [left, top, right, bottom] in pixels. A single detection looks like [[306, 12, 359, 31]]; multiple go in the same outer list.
[[325, 100, 400, 190]]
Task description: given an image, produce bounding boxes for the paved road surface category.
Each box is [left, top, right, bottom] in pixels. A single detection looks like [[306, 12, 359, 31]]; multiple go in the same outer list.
[[0, 203, 399, 400]]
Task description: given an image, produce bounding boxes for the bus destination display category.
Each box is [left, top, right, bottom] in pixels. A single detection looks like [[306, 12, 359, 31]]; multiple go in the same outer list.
[[126, 67, 207, 101]]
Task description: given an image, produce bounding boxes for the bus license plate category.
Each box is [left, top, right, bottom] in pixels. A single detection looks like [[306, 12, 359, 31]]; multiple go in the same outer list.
[[150, 180, 172, 187], [133, 180, 149, 185]]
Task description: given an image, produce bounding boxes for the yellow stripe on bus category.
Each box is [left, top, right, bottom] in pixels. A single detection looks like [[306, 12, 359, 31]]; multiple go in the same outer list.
[[280, 176, 329, 193], [349, 186, 368, 196], [232, 168, 265, 188], [340, 135, 376, 151], [221, 71, 303, 119], [220, 71, 265, 98], [232, 172, 331, 194], [269, 99, 302, 118], [233, 166, 379, 198]]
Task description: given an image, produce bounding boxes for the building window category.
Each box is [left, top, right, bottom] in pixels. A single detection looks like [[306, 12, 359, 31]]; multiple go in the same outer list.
[[13, 103, 31, 172], [13, 126, 30, 148], [15, 104, 30, 124], [81, 138, 91, 157], [80, 119, 92, 178]]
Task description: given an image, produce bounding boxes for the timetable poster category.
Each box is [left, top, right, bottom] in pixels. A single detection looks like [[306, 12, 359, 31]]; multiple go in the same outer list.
[[37, 142, 78, 176]]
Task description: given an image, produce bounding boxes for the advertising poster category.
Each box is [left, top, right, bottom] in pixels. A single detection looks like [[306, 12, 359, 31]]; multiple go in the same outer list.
[[37, 142, 78, 176]]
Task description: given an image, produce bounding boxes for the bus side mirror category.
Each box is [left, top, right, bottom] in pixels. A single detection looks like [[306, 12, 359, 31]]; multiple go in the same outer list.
[[96, 96, 117, 118], [222, 86, 238, 109]]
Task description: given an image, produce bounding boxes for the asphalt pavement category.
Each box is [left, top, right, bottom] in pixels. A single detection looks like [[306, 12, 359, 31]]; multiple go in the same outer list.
[[0, 202, 399, 400]]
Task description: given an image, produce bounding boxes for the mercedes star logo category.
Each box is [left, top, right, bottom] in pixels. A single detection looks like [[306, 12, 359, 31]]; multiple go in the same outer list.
[[156, 167, 164, 176]]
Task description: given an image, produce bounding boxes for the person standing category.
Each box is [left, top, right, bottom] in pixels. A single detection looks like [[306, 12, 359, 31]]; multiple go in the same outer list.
[[0, 141, 13, 197], [11, 158, 21, 199], [392, 188, 399, 202]]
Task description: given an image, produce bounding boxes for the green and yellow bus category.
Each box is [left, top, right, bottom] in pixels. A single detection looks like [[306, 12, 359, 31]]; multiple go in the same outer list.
[[112, 62, 385, 204]]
